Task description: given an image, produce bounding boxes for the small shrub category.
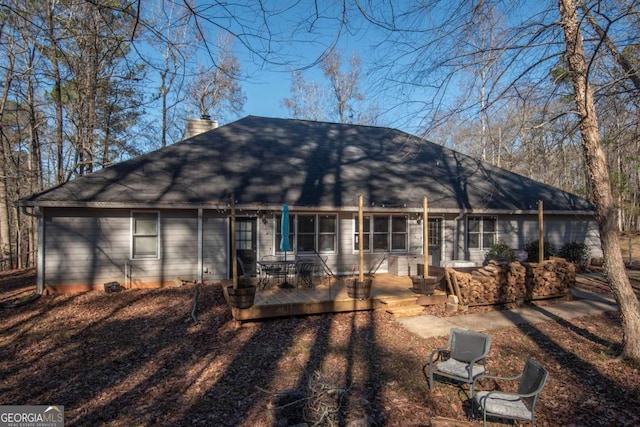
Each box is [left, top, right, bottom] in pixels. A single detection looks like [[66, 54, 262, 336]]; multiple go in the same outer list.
[[486, 240, 515, 262], [525, 240, 557, 262], [559, 241, 590, 266]]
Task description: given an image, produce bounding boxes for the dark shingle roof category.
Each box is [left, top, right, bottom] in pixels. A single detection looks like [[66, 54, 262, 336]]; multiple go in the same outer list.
[[16, 116, 594, 212]]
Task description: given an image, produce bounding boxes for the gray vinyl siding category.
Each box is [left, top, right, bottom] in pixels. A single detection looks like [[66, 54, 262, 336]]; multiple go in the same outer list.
[[543, 216, 601, 256], [41, 206, 601, 289], [442, 214, 470, 264], [202, 213, 228, 280], [43, 208, 130, 287], [43, 208, 201, 288], [336, 214, 359, 275], [446, 213, 602, 266], [129, 210, 198, 286], [498, 214, 601, 257]]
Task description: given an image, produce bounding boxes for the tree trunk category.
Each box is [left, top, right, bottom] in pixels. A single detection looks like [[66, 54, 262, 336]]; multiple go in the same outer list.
[[0, 55, 14, 264], [161, 70, 168, 148], [27, 54, 41, 268], [559, 0, 640, 361], [47, 2, 65, 184]]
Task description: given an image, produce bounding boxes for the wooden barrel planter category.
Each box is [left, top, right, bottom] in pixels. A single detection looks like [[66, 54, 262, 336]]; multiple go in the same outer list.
[[227, 284, 256, 309], [411, 276, 438, 295], [347, 278, 372, 300]]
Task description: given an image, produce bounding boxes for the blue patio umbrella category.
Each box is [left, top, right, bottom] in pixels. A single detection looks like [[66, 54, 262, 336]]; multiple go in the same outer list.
[[279, 204, 292, 287], [280, 203, 291, 252]]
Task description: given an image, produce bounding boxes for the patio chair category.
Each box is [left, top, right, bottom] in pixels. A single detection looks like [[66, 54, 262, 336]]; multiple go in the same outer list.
[[474, 358, 548, 427], [295, 258, 318, 288], [424, 328, 492, 398], [260, 255, 289, 288]]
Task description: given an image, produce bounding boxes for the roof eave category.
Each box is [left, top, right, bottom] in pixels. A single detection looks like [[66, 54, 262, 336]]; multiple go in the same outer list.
[[15, 200, 595, 216]]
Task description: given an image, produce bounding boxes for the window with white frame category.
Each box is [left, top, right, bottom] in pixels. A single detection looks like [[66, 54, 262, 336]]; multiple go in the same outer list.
[[296, 214, 316, 252], [132, 211, 159, 259], [391, 216, 408, 251], [318, 215, 337, 252], [467, 216, 496, 250], [276, 214, 337, 254], [355, 215, 407, 252], [373, 216, 389, 251]]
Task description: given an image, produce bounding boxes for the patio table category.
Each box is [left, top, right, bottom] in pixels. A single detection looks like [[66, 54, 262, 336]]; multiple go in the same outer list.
[[258, 260, 296, 289]]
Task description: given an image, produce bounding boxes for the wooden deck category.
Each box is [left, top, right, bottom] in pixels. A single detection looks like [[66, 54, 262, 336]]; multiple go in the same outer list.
[[222, 274, 446, 321]]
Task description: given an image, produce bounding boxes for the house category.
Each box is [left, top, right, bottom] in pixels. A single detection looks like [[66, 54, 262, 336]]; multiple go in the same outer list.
[[15, 116, 601, 293]]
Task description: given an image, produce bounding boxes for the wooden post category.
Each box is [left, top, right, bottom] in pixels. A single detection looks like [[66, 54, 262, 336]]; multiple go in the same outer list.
[[450, 269, 464, 305], [444, 268, 455, 295], [423, 196, 429, 278], [231, 193, 237, 288], [358, 194, 364, 282], [538, 200, 544, 263]]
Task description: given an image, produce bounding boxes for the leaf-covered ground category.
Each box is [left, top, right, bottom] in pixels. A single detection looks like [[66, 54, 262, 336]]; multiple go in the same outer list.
[[1, 268, 639, 426]]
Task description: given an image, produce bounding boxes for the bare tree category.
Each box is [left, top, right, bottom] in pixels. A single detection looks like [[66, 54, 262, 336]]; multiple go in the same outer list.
[[44, 0, 66, 184], [358, 0, 640, 360], [145, 1, 199, 147], [320, 50, 364, 123], [0, 16, 18, 262], [282, 50, 369, 124], [559, 0, 640, 359], [282, 70, 330, 121], [0, 0, 43, 267], [185, 33, 245, 123]]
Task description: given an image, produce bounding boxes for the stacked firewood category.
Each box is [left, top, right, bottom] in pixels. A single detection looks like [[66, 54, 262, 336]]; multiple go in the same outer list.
[[445, 257, 577, 306]]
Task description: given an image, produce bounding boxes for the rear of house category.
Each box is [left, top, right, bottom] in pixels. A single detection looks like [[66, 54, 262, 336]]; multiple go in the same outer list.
[[18, 116, 601, 292]]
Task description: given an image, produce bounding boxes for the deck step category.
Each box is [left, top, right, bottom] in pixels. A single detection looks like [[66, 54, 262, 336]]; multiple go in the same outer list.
[[378, 296, 419, 309], [386, 304, 425, 318]]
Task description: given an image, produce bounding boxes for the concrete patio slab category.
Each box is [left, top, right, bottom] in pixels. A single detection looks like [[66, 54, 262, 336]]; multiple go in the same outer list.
[[397, 289, 618, 339]]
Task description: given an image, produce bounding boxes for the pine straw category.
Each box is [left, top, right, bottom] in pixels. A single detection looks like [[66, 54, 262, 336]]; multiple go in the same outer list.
[[1, 269, 639, 426]]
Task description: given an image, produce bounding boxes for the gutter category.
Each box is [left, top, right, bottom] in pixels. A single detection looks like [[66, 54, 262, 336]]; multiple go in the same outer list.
[[14, 200, 597, 216]]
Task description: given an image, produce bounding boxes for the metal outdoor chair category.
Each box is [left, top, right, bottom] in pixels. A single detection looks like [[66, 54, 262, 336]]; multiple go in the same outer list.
[[259, 255, 290, 288], [295, 258, 319, 288], [424, 328, 492, 398], [474, 358, 548, 427]]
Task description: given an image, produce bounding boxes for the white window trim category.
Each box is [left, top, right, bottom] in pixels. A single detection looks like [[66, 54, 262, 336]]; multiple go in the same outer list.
[[390, 215, 408, 252], [467, 216, 497, 251], [353, 214, 408, 253], [130, 210, 161, 260], [317, 214, 338, 254], [275, 213, 338, 255]]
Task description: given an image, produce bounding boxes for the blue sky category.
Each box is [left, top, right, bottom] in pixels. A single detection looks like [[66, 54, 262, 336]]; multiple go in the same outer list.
[[181, 1, 424, 133], [140, 1, 511, 139], [219, 1, 559, 137], [236, 37, 379, 125]]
